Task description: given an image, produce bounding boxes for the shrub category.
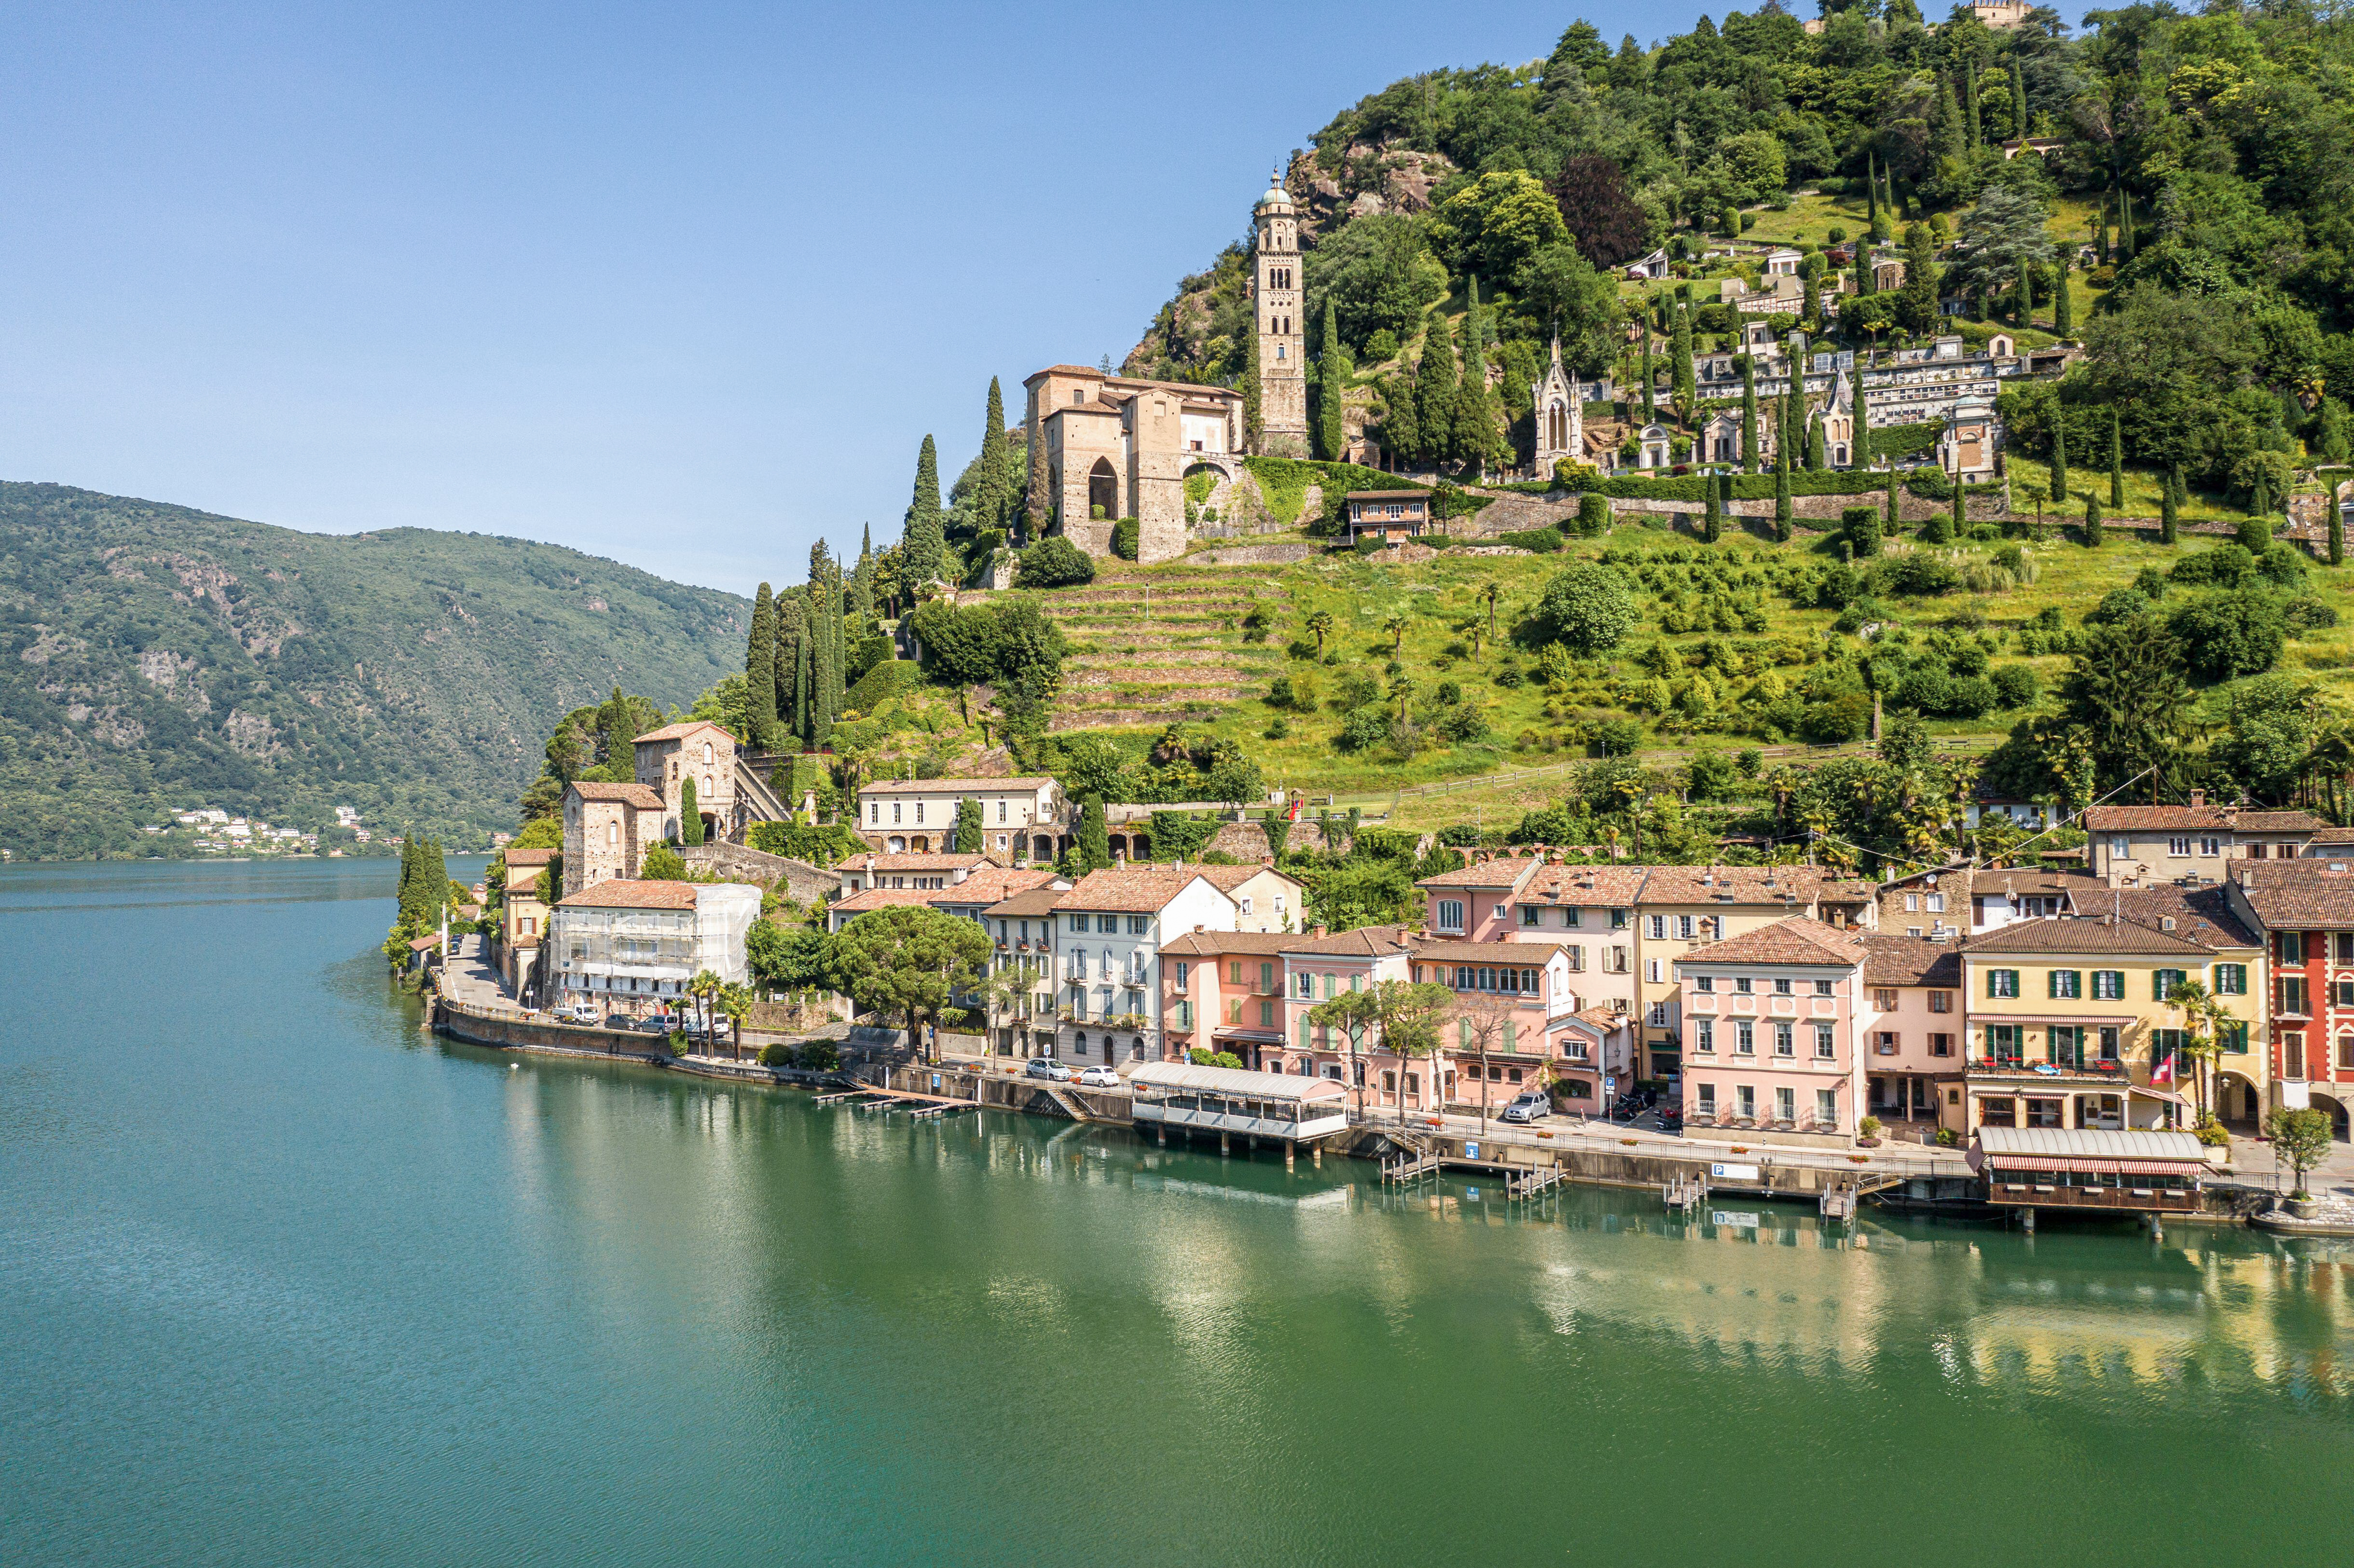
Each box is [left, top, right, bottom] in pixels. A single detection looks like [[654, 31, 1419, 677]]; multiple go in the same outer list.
[[1878, 553, 1958, 597], [1499, 528, 1565, 553], [756, 1043, 798, 1068], [1439, 705, 1489, 741], [1364, 328, 1399, 360], [1800, 691, 1872, 743], [1575, 493, 1612, 535], [1990, 664, 2041, 708], [1536, 564, 1638, 653], [2171, 590, 2285, 682], [1017, 536, 1096, 587], [799, 1039, 841, 1073], [1337, 705, 1390, 752], [2285, 597, 2339, 633], [843, 659, 919, 714], [1592, 716, 1644, 755], [1110, 518, 1140, 560], [1494, 663, 1525, 688]]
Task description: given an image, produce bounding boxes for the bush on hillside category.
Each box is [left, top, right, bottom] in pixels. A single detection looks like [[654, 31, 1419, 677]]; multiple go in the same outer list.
[[1110, 518, 1139, 560], [1017, 537, 1096, 588], [842, 659, 919, 714]]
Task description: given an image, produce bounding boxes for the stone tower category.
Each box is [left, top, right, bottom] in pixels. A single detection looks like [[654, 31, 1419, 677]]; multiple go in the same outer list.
[[1252, 172, 1308, 457], [1532, 335, 1583, 479]]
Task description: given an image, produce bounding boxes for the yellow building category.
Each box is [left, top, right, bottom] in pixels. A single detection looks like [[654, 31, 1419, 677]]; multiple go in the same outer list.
[[1955, 892, 2263, 1136]]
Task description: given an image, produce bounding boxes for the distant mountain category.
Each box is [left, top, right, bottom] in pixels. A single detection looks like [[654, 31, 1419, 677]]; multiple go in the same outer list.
[[0, 482, 746, 858]]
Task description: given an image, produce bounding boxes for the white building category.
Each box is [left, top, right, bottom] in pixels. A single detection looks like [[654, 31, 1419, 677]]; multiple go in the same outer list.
[[548, 879, 763, 1013], [1053, 866, 1243, 1067], [855, 775, 1063, 860]]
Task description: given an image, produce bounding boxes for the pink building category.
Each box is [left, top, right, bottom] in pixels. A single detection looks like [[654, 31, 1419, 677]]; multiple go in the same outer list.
[[1858, 935, 1965, 1133], [1676, 916, 1870, 1145], [1417, 856, 1542, 943]]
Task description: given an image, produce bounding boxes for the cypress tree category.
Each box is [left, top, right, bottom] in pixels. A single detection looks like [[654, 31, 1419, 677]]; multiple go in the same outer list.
[[1671, 302, 1696, 416], [2252, 466, 2274, 522], [2159, 474, 2178, 545], [1884, 463, 1899, 530], [1866, 150, 1879, 227], [2107, 408, 2124, 509], [2118, 188, 2136, 261], [395, 837, 420, 924], [2053, 253, 2073, 337], [1315, 298, 1347, 460], [1854, 238, 1871, 300], [1740, 355, 1760, 474], [1454, 277, 1498, 473], [1415, 313, 1459, 467], [2333, 498, 2346, 567], [955, 797, 982, 854], [977, 379, 1009, 534], [792, 605, 812, 742], [904, 435, 944, 583], [1952, 473, 1967, 538], [2096, 193, 2111, 265], [2049, 418, 2069, 504], [2016, 255, 2033, 328], [680, 776, 703, 845], [2010, 59, 2029, 138], [1703, 475, 1722, 543], [2083, 494, 2103, 548], [1964, 62, 1981, 149], [1934, 75, 1965, 160], [1807, 401, 1827, 471], [1773, 398, 1793, 541], [1242, 323, 1264, 453], [852, 525, 876, 625], [746, 583, 778, 738], [1078, 795, 1111, 871], [1382, 371, 1421, 465]]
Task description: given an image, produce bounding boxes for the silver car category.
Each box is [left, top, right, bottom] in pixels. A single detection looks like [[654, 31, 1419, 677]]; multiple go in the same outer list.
[[1499, 1091, 1552, 1124], [1024, 1057, 1074, 1082]]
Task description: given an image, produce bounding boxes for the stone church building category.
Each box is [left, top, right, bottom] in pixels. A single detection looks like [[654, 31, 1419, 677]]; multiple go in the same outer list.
[[1023, 174, 1308, 564]]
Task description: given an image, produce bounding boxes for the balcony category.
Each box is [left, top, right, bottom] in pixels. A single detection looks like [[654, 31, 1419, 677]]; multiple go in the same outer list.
[[1967, 1056, 2129, 1083]]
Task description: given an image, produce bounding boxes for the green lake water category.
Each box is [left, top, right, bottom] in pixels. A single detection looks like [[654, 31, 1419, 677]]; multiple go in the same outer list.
[[3, 859, 2351, 1567]]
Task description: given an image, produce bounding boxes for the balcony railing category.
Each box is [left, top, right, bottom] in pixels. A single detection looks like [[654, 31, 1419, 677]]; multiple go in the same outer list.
[[1967, 1056, 2129, 1080]]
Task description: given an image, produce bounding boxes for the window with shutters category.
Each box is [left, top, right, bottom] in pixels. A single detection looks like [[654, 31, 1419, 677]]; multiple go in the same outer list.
[[2213, 963, 2246, 995], [2048, 969, 2081, 1000], [2091, 970, 2124, 1001], [2154, 967, 2186, 1001], [1988, 969, 2019, 998]]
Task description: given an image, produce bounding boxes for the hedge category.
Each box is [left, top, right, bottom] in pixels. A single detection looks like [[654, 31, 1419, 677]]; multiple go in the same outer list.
[[1495, 528, 1566, 552], [842, 658, 919, 714]]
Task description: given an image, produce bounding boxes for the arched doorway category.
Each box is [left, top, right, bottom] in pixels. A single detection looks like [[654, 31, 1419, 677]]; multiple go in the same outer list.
[[2312, 1092, 2351, 1142], [885, 836, 906, 853], [2217, 1072, 2263, 1134], [1031, 833, 1054, 861], [1088, 458, 1118, 522], [908, 835, 931, 854], [1545, 399, 1568, 454]]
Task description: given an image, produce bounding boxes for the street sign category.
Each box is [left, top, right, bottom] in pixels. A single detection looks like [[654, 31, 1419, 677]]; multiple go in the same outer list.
[[1710, 1162, 1761, 1181], [1710, 1210, 1761, 1228], [1465, 1142, 1480, 1160]]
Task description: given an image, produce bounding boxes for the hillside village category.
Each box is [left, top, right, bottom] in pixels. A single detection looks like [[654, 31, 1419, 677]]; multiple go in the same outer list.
[[417, 4, 2354, 1188]]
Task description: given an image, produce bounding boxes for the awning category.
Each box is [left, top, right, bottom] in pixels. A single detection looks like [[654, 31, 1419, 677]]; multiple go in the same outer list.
[[1969, 1014, 2135, 1028], [1987, 1155, 2203, 1175], [2129, 1085, 2189, 1106]]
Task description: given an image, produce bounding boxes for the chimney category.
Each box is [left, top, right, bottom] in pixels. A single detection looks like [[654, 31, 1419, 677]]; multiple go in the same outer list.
[[2189, 788, 2206, 809], [1311, 924, 1328, 938]]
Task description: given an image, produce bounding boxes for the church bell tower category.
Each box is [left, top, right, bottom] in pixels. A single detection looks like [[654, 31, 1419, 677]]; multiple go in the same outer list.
[[1252, 171, 1308, 457]]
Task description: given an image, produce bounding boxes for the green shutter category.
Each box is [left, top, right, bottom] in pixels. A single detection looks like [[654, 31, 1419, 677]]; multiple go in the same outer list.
[[1299, 1016, 1311, 1049], [2222, 1020, 2248, 1054], [2047, 969, 2061, 999], [1503, 1019, 1517, 1052], [1459, 1019, 1473, 1048]]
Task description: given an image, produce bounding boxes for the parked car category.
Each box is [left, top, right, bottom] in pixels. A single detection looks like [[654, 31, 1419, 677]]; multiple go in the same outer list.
[[634, 1017, 671, 1035], [1075, 1065, 1121, 1088], [1024, 1057, 1073, 1081], [1499, 1091, 1552, 1124]]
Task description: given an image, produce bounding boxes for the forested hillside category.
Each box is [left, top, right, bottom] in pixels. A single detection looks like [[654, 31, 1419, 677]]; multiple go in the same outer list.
[[0, 484, 746, 858]]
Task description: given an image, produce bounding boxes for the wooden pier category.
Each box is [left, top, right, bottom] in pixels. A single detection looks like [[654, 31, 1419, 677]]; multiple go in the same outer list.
[[1663, 1173, 1707, 1214]]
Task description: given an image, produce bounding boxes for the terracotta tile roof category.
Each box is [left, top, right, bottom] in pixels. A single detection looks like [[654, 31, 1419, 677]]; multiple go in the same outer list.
[[2227, 859, 2354, 929], [566, 779, 665, 811], [632, 720, 737, 745], [1416, 856, 1542, 891], [557, 880, 698, 910], [1193, 863, 1304, 893], [2232, 811, 2328, 833], [828, 888, 948, 915], [2108, 884, 2259, 949], [1159, 930, 1301, 957], [1961, 916, 2215, 956], [1520, 864, 1649, 906], [1862, 935, 1963, 989], [2081, 805, 2232, 833], [1641, 865, 1823, 907], [935, 868, 1063, 905], [856, 776, 1055, 796], [503, 847, 558, 867], [1411, 939, 1568, 963], [833, 852, 992, 872], [1283, 925, 1416, 957], [2306, 826, 2354, 845], [1055, 866, 1223, 913], [1570, 1004, 1630, 1029], [1680, 915, 1868, 967], [981, 887, 1072, 919]]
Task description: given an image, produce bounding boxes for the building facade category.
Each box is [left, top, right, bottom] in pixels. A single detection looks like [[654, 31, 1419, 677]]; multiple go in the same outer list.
[[547, 880, 763, 1013], [1023, 366, 1244, 563], [632, 720, 741, 844], [855, 776, 1063, 859], [1677, 917, 1870, 1144], [1252, 174, 1308, 457], [562, 780, 666, 892]]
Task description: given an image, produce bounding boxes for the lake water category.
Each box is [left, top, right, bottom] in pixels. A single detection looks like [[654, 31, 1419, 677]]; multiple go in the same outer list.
[[3, 859, 2350, 1567]]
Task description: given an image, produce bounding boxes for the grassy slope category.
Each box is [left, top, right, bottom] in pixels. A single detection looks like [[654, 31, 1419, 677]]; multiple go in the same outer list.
[[1049, 514, 2354, 830], [0, 483, 746, 857]]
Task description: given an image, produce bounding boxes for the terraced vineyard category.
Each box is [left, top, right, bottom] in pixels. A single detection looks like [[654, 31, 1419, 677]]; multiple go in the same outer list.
[[1037, 567, 1291, 732]]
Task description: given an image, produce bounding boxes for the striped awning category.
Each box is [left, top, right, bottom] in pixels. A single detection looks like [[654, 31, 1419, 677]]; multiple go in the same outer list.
[[1986, 1155, 2202, 1175]]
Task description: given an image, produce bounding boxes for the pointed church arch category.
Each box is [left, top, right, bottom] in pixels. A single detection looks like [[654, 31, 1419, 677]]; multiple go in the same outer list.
[[1087, 458, 1118, 522]]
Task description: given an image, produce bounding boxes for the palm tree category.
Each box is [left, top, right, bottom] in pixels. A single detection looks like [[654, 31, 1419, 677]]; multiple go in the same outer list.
[[1390, 675, 1417, 723], [1479, 580, 1501, 641], [2165, 977, 2230, 1122], [686, 968, 724, 1052], [1382, 611, 1408, 652], [717, 982, 753, 1061], [1305, 610, 1334, 653]]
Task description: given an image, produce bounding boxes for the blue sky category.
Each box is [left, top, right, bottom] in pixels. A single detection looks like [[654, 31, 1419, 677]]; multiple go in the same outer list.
[[0, 2, 2061, 598]]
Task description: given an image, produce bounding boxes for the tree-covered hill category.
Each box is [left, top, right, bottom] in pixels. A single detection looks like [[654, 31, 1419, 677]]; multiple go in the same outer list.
[[0, 483, 746, 858]]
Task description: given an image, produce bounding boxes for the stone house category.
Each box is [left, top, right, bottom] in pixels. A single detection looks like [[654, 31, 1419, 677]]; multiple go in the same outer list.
[[562, 780, 665, 892], [2083, 794, 2327, 881], [498, 846, 556, 998], [1024, 365, 1243, 564], [632, 720, 740, 844]]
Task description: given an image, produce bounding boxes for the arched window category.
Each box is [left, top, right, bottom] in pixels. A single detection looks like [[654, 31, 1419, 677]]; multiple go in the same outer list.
[[702, 742, 712, 765], [606, 822, 618, 848]]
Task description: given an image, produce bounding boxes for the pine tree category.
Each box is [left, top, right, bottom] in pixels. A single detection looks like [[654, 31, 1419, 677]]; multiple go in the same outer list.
[[2053, 253, 2073, 336], [2010, 58, 2029, 138], [1414, 314, 1459, 467], [1740, 356, 1760, 474], [2107, 408, 2124, 509], [746, 583, 778, 737], [2049, 418, 2069, 504], [2083, 494, 2104, 548], [2160, 472, 2179, 545], [1315, 298, 1347, 460], [977, 378, 1010, 534], [904, 435, 944, 583], [680, 776, 703, 845]]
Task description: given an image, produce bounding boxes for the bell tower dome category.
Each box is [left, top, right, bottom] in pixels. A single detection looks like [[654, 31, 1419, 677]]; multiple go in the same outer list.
[[1252, 170, 1308, 457]]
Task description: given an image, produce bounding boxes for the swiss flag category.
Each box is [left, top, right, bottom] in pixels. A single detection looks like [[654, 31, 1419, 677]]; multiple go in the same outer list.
[[2151, 1051, 2175, 1085]]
